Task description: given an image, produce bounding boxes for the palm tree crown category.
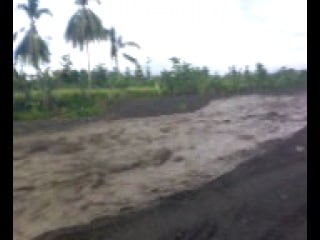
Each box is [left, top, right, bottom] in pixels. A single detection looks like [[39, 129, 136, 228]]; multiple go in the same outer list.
[[108, 27, 140, 72], [75, 0, 101, 6], [14, 25, 50, 70], [65, 8, 107, 51], [15, 0, 52, 70], [17, 0, 52, 24]]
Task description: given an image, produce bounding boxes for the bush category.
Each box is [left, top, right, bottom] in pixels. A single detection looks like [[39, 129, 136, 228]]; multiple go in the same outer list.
[[13, 87, 160, 121], [159, 62, 212, 95]]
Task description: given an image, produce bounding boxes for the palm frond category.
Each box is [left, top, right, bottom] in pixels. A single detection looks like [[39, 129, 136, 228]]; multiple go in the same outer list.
[[75, 0, 100, 6], [86, 9, 107, 39], [17, 0, 49, 20], [123, 41, 140, 49], [122, 53, 139, 67], [65, 8, 106, 51], [14, 27, 50, 70], [107, 27, 140, 70], [36, 8, 53, 19], [28, 0, 39, 16], [17, 4, 29, 15]]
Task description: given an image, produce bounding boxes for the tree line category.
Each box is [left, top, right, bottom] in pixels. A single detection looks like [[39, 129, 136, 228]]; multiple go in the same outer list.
[[13, 58, 307, 121]]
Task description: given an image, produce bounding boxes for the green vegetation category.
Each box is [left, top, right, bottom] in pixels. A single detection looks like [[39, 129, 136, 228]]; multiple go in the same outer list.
[[13, 87, 161, 121], [13, 0, 307, 121], [13, 59, 307, 121]]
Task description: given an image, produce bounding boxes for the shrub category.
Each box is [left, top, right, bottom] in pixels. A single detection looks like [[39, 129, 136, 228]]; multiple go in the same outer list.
[[159, 61, 212, 95], [13, 87, 160, 121]]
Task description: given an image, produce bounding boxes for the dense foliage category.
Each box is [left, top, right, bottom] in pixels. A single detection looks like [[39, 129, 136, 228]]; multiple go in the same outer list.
[[13, 60, 307, 121]]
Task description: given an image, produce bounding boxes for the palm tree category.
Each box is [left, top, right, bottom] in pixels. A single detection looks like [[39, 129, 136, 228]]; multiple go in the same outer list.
[[65, 0, 107, 90], [145, 57, 151, 80], [15, 25, 50, 73], [14, 0, 52, 102], [108, 27, 140, 73], [13, 28, 26, 67], [14, 0, 51, 73]]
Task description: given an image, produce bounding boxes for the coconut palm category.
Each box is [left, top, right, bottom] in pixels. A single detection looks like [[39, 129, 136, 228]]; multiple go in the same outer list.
[[14, 0, 52, 72], [13, 28, 26, 67], [15, 25, 50, 72], [122, 53, 144, 79], [122, 54, 140, 70], [14, 0, 52, 103], [108, 27, 140, 73], [65, 0, 107, 90]]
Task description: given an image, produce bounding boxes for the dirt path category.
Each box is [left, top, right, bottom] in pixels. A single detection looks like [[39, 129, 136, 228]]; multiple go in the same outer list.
[[34, 126, 307, 240], [13, 92, 307, 240]]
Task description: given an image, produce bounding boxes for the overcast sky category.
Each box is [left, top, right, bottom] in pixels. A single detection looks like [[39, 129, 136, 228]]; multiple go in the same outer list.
[[13, 0, 307, 75]]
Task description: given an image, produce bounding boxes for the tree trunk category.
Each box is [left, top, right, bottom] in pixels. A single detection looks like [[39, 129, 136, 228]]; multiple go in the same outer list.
[[19, 63, 29, 100], [115, 55, 119, 73], [112, 55, 120, 89], [38, 69, 45, 93], [38, 68, 49, 110], [86, 42, 92, 90]]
